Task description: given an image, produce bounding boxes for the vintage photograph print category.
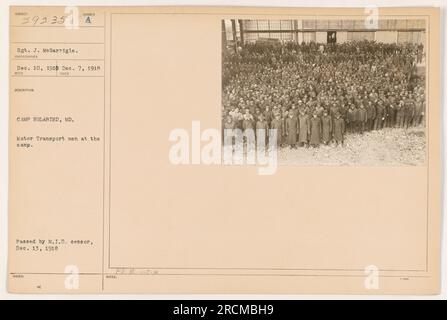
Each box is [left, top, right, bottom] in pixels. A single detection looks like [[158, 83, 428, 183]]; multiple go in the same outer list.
[[222, 18, 426, 165]]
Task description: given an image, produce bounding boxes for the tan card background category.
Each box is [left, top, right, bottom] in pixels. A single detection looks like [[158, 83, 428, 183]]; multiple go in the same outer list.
[[8, 6, 440, 294]]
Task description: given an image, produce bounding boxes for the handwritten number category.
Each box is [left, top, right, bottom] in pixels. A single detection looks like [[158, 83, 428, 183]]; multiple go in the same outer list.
[[31, 16, 39, 26]]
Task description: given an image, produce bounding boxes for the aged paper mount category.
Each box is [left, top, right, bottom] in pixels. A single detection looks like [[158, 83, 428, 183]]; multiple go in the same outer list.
[[8, 6, 441, 294]]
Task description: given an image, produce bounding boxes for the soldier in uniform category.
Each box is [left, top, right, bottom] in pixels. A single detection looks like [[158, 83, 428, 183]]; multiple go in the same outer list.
[[298, 109, 310, 147], [222, 115, 235, 145], [357, 104, 368, 134], [329, 103, 340, 121], [366, 101, 376, 131], [242, 110, 255, 148], [404, 93, 415, 129], [385, 102, 396, 128], [395, 100, 405, 128], [417, 43, 423, 63], [309, 112, 322, 148], [315, 103, 325, 118], [229, 107, 243, 130], [333, 112, 346, 146], [264, 106, 274, 127], [242, 110, 254, 132], [285, 111, 298, 148], [270, 113, 283, 148], [281, 109, 289, 147], [321, 110, 333, 145], [386, 94, 397, 127], [256, 113, 269, 147], [223, 115, 235, 130], [347, 104, 358, 133], [421, 95, 426, 126], [374, 101, 385, 130], [413, 96, 424, 126]]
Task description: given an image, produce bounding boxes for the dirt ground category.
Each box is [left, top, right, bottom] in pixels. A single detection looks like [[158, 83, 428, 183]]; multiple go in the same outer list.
[[277, 126, 426, 166]]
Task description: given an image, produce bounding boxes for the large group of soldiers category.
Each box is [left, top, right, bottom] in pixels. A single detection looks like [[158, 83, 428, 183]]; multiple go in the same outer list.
[[222, 40, 425, 148]]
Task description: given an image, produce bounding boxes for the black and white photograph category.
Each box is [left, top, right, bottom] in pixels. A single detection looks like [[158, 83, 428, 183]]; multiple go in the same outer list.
[[222, 18, 427, 165]]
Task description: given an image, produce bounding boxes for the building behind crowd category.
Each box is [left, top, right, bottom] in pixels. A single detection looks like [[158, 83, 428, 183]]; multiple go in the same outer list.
[[223, 19, 426, 46]]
